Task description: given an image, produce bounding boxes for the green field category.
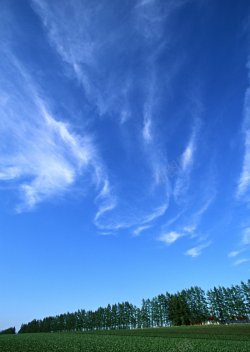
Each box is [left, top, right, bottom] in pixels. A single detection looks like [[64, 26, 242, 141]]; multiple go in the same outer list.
[[0, 324, 250, 351]]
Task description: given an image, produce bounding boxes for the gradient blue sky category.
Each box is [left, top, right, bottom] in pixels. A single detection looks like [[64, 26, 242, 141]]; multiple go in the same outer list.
[[1, 0, 250, 330]]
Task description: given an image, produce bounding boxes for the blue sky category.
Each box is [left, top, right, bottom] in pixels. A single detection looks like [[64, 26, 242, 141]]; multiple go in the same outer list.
[[1, 0, 250, 330]]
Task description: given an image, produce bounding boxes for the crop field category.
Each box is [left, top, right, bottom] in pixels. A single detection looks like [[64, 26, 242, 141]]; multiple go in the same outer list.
[[0, 324, 250, 352]]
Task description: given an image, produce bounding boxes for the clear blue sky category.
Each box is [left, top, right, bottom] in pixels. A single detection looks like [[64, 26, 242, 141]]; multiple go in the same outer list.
[[1, 0, 250, 331]]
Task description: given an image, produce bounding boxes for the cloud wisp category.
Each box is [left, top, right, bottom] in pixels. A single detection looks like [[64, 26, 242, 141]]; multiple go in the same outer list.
[[237, 58, 250, 199], [237, 128, 250, 198], [158, 226, 211, 259], [158, 191, 215, 257], [159, 231, 184, 245], [185, 241, 211, 258], [133, 225, 152, 236], [228, 226, 250, 266], [228, 250, 241, 258], [31, 0, 136, 121], [173, 118, 201, 202], [0, 51, 113, 213], [232, 258, 249, 266], [242, 227, 250, 245]]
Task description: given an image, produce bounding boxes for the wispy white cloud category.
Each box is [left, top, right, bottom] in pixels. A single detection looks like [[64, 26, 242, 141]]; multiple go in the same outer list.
[[158, 192, 214, 253], [141, 94, 170, 198], [181, 140, 195, 172], [233, 258, 249, 266], [173, 118, 201, 201], [184, 195, 216, 233], [142, 203, 168, 223], [134, 0, 165, 42], [135, 0, 155, 8], [133, 225, 151, 236], [98, 231, 116, 236], [161, 195, 215, 243], [242, 227, 250, 245], [153, 162, 169, 186], [138, 69, 170, 227], [0, 51, 113, 213], [228, 250, 241, 258], [185, 241, 211, 258], [119, 78, 132, 124], [141, 66, 156, 144], [234, 59, 250, 258], [142, 114, 153, 143], [228, 228, 250, 265], [183, 224, 197, 234], [159, 231, 184, 245], [31, 0, 134, 122], [94, 201, 117, 225], [132, 203, 168, 236], [135, 0, 189, 10], [94, 179, 117, 226], [164, 210, 186, 227], [95, 179, 111, 200], [134, 0, 189, 42], [237, 58, 250, 198], [93, 178, 170, 230], [194, 196, 214, 217], [0, 167, 21, 180], [237, 128, 250, 198], [95, 200, 168, 233]]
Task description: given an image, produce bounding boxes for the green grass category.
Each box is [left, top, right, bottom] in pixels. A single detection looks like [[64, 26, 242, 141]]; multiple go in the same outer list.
[[0, 324, 250, 351]]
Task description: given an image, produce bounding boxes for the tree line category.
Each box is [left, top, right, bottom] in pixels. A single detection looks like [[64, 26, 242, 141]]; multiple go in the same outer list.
[[0, 327, 16, 334], [18, 280, 250, 333]]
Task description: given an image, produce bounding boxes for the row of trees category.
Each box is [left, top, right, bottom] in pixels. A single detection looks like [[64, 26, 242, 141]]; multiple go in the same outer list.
[[0, 327, 16, 334], [19, 280, 250, 333]]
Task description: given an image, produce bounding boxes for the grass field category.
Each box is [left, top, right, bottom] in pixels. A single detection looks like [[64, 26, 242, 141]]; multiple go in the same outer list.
[[0, 324, 250, 351]]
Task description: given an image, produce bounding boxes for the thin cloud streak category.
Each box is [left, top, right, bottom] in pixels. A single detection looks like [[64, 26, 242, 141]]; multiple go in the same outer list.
[[164, 210, 186, 228], [132, 203, 168, 236], [181, 139, 195, 172], [142, 115, 153, 143], [173, 118, 201, 201], [185, 241, 211, 258], [32, 0, 134, 121], [228, 229, 250, 265], [94, 201, 117, 224], [135, 0, 155, 8], [161, 195, 215, 241], [242, 227, 250, 245], [228, 250, 241, 258], [142, 71, 156, 144], [237, 127, 250, 198], [159, 231, 184, 245], [186, 194, 216, 231], [237, 58, 250, 199], [95, 201, 168, 232], [134, 0, 189, 42], [142, 203, 168, 224], [133, 225, 151, 236], [233, 258, 249, 266]]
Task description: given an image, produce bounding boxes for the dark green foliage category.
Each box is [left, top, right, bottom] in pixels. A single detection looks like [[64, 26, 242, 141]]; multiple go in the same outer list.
[[0, 327, 15, 334], [18, 280, 249, 333], [186, 286, 209, 324], [167, 291, 191, 326], [241, 280, 250, 315], [1, 325, 250, 352]]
